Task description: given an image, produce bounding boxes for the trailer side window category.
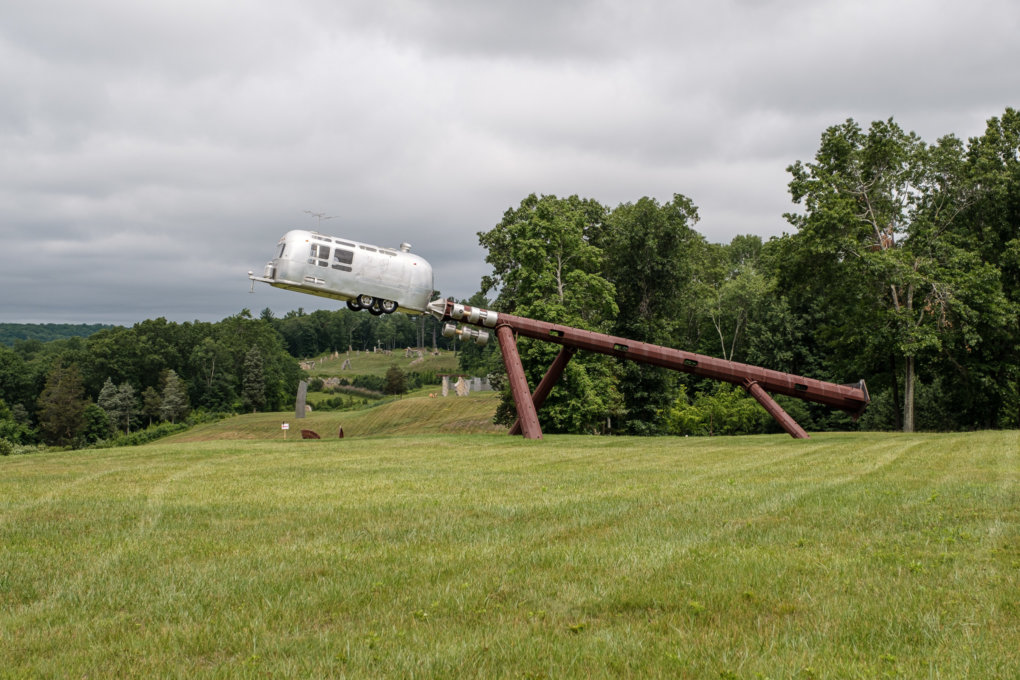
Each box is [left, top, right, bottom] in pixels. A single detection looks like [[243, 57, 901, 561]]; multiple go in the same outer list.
[[309, 244, 330, 267], [277, 243, 286, 258], [332, 248, 354, 272]]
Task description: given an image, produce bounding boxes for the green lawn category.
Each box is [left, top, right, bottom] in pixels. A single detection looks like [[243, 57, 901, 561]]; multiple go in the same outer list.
[[1, 431, 1017, 678]]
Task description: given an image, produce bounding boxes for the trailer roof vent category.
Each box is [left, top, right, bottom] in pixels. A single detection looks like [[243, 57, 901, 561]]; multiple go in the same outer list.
[[399, 242, 412, 252]]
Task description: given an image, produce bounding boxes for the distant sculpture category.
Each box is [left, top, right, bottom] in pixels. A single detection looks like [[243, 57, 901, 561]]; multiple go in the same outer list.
[[295, 380, 308, 419]]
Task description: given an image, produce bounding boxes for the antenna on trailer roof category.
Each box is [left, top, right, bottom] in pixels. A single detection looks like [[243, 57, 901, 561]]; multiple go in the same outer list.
[[303, 210, 336, 228]]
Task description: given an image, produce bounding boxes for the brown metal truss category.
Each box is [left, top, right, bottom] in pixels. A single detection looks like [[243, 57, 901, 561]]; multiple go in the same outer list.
[[431, 301, 869, 440]]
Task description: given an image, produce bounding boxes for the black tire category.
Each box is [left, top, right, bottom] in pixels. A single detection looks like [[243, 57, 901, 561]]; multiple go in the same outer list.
[[346, 299, 362, 311]]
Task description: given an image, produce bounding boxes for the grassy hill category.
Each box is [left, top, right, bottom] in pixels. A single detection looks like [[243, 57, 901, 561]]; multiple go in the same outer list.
[[170, 391, 505, 441], [1, 430, 1017, 678], [301, 347, 461, 379]]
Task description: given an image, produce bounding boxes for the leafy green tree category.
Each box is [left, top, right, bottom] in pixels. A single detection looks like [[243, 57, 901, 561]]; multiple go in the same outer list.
[[600, 194, 701, 434], [0, 398, 35, 445], [956, 108, 1020, 427], [189, 337, 236, 410], [478, 194, 620, 433], [241, 345, 266, 413], [0, 345, 35, 410], [81, 403, 111, 444], [783, 118, 1005, 431], [36, 362, 89, 446]]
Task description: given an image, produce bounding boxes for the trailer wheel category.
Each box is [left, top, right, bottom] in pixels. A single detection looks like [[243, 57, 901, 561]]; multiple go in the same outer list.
[[358, 294, 375, 308], [381, 299, 397, 314], [368, 302, 384, 316], [346, 299, 362, 311]]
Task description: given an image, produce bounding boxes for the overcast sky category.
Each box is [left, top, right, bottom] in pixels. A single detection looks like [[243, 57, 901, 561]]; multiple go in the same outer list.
[[2, 0, 1017, 325]]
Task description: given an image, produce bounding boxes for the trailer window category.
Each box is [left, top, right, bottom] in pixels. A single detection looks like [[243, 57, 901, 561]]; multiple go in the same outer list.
[[309, 244, 330, 267], [277, 243, 286, 258], [332, 248, 354, 271]]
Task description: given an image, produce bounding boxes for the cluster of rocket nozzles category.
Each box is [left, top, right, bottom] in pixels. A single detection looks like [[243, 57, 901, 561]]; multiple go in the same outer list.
[[429, 300, 499, 347]]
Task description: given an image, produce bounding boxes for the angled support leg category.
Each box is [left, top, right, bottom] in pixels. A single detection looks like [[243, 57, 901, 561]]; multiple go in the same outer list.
[[497, 324, 542, 439], [742, 379, 809, 439], [510, 345, 577, 435]]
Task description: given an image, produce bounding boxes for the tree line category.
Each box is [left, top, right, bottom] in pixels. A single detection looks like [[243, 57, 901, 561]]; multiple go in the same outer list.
[[0, 308, 458, 451], [464, 109, 1019, 435], [0, 323, 114, 346]]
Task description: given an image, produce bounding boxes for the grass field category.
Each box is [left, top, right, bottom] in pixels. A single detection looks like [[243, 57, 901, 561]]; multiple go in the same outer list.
[[1, 430, 1017, 678]]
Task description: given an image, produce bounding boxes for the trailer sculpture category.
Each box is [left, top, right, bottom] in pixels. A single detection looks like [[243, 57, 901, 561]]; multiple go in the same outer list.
[[427, 299, 869, 440], [249, 231, 869, 439]]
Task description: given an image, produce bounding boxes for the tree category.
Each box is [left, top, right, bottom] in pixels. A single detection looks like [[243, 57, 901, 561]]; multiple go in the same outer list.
[[478, 194, 621, 433], [160, 369, 189, 424], [97, 377, 120, 436], [241, 345, 266, 413], [97, 378, 121, 437], [141, 386, 162, 426], [784, 118, 1001, 431], [384, 364, 407, 395], [189, 337, 235, 410], [956, 108, 1020, 427], [600, 194, 702, 434], [81, 403, 111, 444], [0, 397, 35, 445], [36, 362, 89, 446], [114, 383, 137, 434]]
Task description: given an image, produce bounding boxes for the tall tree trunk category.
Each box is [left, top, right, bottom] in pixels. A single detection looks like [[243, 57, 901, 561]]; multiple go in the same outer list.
[[903, 354, 915, 432], [889, 354, 902, 431]]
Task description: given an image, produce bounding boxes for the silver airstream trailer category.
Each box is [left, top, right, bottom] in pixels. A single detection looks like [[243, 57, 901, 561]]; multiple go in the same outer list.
[[248, 230, 434, 315]]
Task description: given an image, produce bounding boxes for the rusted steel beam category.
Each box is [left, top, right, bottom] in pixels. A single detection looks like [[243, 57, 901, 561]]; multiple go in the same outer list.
[[496, 324, 543, 439], [436, 303, 867, 418], [741, 379, 809, 439], [509, 345, 577, 436], [429, 300, 869, 438]]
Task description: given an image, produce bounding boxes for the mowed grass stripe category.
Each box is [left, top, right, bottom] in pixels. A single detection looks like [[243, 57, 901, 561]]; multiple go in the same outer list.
[[1, 431, 1017, 678]]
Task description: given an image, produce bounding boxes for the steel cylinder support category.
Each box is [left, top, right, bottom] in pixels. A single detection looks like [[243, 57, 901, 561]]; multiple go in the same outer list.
[[496, 324, 543, 439], [741, 379, 809, 439], [509, 345, 577, 436]]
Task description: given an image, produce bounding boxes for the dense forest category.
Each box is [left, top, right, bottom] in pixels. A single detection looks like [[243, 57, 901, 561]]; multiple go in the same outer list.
[[2, 109, 1017, 450]]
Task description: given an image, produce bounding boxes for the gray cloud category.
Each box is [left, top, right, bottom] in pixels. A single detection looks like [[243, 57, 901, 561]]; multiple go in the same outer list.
[[1, 0, 1017, 324]]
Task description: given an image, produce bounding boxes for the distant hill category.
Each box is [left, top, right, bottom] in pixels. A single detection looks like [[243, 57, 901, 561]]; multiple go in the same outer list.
[[0, 323, 115, 346]]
